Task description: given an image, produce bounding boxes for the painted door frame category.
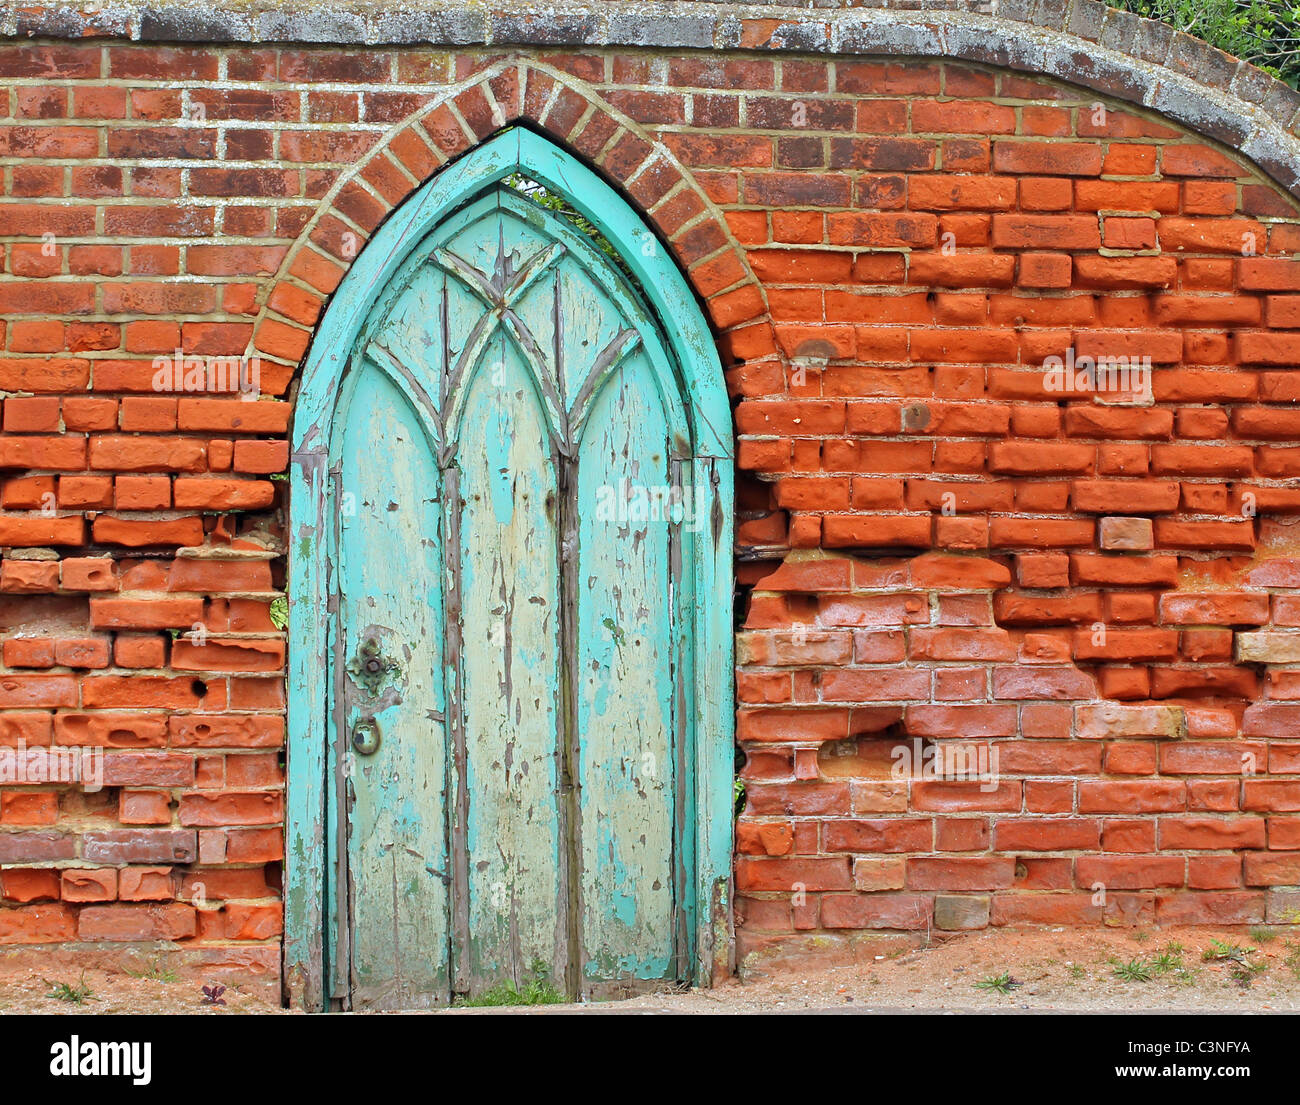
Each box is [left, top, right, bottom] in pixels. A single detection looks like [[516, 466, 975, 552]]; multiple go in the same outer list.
[[284, 127, 735, 1010]]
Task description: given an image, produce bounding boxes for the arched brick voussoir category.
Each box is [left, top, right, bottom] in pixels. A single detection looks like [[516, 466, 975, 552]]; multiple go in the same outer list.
[[435, 62, 771, 324], [248, 59, 772, 387]]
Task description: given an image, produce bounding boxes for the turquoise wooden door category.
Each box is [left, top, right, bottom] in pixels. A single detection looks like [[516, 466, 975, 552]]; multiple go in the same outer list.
[[287, 130, 734, 1011], [298, 164, 714, 1008]]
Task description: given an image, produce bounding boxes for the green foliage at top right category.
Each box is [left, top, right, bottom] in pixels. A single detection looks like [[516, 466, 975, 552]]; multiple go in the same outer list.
[[1107, 0, 1300, 87]]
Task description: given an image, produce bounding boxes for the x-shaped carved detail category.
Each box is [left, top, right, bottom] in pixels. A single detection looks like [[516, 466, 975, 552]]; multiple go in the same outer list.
[[431, 236, 642, 456], [432, 240, 568, 446]]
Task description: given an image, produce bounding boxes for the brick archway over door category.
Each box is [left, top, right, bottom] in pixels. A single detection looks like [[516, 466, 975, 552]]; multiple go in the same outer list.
[[252, 60, 772, 412]]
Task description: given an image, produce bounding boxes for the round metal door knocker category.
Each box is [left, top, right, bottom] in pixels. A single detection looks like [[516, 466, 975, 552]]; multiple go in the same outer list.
[[351, 718, 381, 756], [348, 637, 400, 696]]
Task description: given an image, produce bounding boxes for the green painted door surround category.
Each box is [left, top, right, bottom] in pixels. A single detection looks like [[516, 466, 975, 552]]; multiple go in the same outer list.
[[285, 129, 734, 1009]]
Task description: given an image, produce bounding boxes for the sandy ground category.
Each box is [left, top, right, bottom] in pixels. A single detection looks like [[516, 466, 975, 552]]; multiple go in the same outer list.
[[0, 965, 284, 1016], [3, 926, 1299, 1014], [612, 926, 1300, 1014]]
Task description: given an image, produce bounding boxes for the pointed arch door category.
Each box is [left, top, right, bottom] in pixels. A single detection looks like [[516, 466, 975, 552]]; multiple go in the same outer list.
[[286, 130, 734, 1009]]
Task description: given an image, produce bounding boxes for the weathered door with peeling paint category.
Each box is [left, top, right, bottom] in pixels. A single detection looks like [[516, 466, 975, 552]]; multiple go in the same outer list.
[[328, 182, 697, 1007]]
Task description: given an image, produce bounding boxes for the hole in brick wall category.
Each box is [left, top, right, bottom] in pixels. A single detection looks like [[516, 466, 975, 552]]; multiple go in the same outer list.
[[190, 679, 208, 699], [249, 510, 284, 536], [792, 338, 839, 361], [738, 475, 774, 533], [737, 471, 774, 514], [736, 473, 784, 550], [836, 541, 928, 558], [1015, 857, 1062, 890], [105, 727, 154, 748], [818, 723, 929, 780], [777, 593, 819, 624], [734, 558, 791, 631], [60, 786, 116, 822], [902, 403, 931, 432], [734, 575, 754, 633], [0, 594, 88, 632]]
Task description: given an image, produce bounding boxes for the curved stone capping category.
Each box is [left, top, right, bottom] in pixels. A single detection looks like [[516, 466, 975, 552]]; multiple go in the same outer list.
[[4, 0, 1300, 195]]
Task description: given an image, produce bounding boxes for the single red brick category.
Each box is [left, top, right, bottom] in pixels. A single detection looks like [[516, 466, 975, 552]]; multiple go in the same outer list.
[[0, 868, 62, 903], [61, 868, 118, 902], [53, 638, 110, 669], [77, 903, 196, 941], [0, 561, 59, 593], [119, 790, 173, 826], [0, 791, 58, 824], [117, 866, 175, 901], [3, 637, 55, 668]]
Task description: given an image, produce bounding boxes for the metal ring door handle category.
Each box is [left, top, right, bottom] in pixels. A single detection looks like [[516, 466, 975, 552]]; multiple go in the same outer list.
[[351, 718, 381, 755]]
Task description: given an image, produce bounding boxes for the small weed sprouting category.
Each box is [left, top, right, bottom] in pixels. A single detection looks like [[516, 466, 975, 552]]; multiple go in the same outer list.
[[200, 983, 227, 1006], [974, 971, 1018, 995], [1066, 964, 1086, 980], [503, 171, 636, 279], [1249, 926, 1277, 945], [127, 960, 178, 984], [1113, 958, 1154, 983], [269, 596, 289, 631], [1283, 940, 1300, 981], [1198, 938, 1266, 987], [1202, 938, 1255, 962], [1229, 958, 1267, 988], [1150, 948, 1184, 976], [455, 959, 564, 1008], [46, 972, 93, 1005]]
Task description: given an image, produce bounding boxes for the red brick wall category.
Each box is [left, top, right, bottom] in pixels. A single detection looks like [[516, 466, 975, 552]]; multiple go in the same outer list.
[[0, 40, 1298, 987]]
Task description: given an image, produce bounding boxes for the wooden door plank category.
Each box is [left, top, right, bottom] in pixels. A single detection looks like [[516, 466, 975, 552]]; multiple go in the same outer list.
[[338, 365, 450, 1009], [453, 329, 566, 994], [284, 448, 328, 1009], [574, 350, 679, 989], [692, 455, 737, 984]]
